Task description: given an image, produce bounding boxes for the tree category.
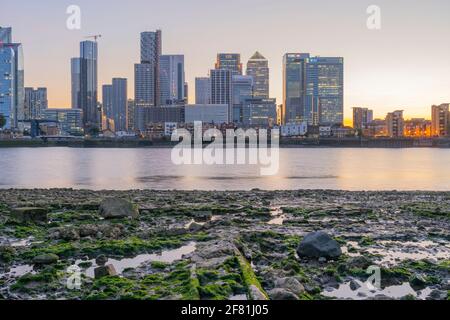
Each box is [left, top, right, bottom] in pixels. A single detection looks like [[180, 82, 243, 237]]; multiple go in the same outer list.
[[0, 114, 6, 129]]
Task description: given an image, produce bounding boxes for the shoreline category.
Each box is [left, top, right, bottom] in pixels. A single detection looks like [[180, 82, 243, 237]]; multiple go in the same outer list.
[[0, 137, 449, 149], [0, 189, 449, 300]]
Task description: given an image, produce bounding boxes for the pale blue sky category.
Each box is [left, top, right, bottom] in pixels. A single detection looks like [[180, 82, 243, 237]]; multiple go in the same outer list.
[[2, 0, 450, 120]]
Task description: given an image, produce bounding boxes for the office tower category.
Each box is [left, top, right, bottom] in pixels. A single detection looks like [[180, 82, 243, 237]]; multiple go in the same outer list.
[[215, 53, 242, 75], [71, 58, 81, 109], [306, 57, 344, 125], [0, 45, 15, 129], [283, 53, 309, 125], [386, 110, 404, 137], [136, 30, 161, 107], [210, 69, 233, 123], [243, 98, 277, 127], [78, 40, 99, 130], [102, 84, 113, 119], [431, 104, 449, 137], [135, 63, 155, 105], [195, 77, 211, 104], [283, 54, 344, 126], [0, 27, 24, 130], [160, 55, 185, 105], [246, 51, 269, 98], [24, 87, 48, 120], [353, 107, 373, 130], [112, 78, 128, 132], [127, 100, 136, 131], [232, 75, 253, 123], [0, 27, 12, 43], [43, 108, 83, 136]]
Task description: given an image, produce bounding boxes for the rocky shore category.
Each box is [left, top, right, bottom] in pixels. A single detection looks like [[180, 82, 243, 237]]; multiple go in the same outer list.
[[0, 189, 449, 300]]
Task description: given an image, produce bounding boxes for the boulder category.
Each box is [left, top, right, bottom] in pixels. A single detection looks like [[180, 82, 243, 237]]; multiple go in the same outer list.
[[99, 198, 138, 219], [297, 231, 342, 260], [268, 288, 299, 300], [188, 222, 203, 232], [273, 277, 305, 296], [12, 207, 48, 223], [95, 255, 108, 266], [349, 280, 361, 291], [94, 264, 117, 279], [33, 253, 59, 265]]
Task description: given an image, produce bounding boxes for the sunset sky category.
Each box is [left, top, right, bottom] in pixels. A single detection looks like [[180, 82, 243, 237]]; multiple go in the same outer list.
[[2, 0, 450, 122]]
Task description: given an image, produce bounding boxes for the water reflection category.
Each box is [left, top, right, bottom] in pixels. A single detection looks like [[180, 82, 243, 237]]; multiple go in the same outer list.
[[0, 148, 449, 190]]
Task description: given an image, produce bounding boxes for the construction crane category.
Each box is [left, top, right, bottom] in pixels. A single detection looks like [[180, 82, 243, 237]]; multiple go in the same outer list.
[[85, 34, 102, 42]]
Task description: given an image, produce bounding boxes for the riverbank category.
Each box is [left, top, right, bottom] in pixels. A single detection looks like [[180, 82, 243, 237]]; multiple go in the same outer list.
[[0, 189, 449, 300], [1, 137, 450, 148]]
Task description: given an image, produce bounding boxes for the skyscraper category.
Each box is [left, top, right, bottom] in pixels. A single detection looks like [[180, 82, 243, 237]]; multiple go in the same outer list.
[[195, 77, 211, 104], [283, 53, 309, 125], [0, 27, 24, 130], [306, 57, 344, 126], [232, 75, 253, 123], [210, 69, 233, 123], [0, 45, 15, 129], [135, 63, 155, 105], [79, 40, 99, 130], [283, 54, 344, 126], [102, 84, 113, 119], [112, 78, 128, 132], [246, 51, 269, 99], [215, 54, 242, 75], [71, 58, 81, 109], [136, 30, 161, 107], [431, 104, 449, 137], [24, 87, 48, 120], [160, 55, 185, 105]]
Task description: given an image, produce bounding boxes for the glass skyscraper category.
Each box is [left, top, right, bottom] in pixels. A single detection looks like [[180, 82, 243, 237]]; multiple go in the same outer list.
[[195, 77, 210, 104], [0, 46, 15, 129], [112, 78, 128, 132], [71, 58, 81, 109], [0, 27, 24, 130], [232, 75, 253, 123], [210, 69, 233, 123], [79, 41, 99, 130], [283, 53, 343, 126], [246, 51, 269, 99], [159, 55, 185, 105], [136, 30, 162, 107]]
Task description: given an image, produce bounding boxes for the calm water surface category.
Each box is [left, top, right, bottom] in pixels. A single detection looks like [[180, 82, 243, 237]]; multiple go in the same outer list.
[[0, 148, 449, 191]]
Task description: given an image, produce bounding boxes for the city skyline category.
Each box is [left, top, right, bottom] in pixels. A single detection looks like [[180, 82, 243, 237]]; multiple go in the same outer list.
[[1, 0, 450, 124]]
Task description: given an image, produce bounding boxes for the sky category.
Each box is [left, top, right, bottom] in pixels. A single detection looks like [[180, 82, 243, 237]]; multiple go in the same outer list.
[[1, 0, 450, 123]]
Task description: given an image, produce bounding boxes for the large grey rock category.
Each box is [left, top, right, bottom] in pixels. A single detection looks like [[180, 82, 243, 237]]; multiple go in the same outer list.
[[268, 288, 299, 300], [297, 231, 342, 259], [95, 255, 108, 266], [94, 264, 117, 279], [12, 207, 48, 223], [274, 277, 305, 295], [99, 198, 138, 219], [33, 253, 59, 265]]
